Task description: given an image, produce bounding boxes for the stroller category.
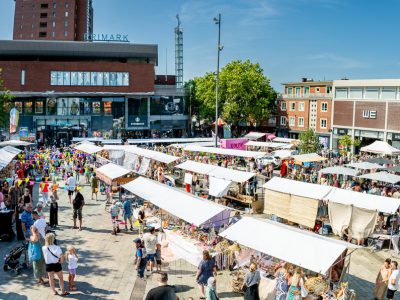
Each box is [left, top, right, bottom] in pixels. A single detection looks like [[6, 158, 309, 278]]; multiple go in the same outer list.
[[3, 242, 29, 274]]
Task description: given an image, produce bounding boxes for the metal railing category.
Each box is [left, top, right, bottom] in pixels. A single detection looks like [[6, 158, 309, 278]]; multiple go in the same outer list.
[[278, 93, 332, 99]]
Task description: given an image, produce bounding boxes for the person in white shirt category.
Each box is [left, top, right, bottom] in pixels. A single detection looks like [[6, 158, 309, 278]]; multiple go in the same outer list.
[[142, 227, 158, 273], [66, 245, 79, 291], [66, 174, 76, 204], [32, 211, 47, 239], [387, 261, 400, 300], [42, 233, 69, 296]]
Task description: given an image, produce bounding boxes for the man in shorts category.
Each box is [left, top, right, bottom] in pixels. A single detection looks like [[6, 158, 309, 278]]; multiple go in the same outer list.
[[142, 227, 158, 273], [72, 188, 85, 231], [91, 173, 99, 201], [122, 195, 134, 231], [67, 173, 76, 204]]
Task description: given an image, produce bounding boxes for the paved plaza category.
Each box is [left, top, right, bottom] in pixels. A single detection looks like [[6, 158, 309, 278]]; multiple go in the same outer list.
[[0, 180, 399, 300]]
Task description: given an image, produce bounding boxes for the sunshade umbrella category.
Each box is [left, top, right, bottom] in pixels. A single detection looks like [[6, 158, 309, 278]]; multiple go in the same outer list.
[[366, 157, 394, 165]]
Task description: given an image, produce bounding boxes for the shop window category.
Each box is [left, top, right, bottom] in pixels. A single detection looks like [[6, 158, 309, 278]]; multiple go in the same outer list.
[[320, 118, 327, 129], [24, 102, 33, 114], [15, 102, 23, 112], [35, 101, 44, 114], [103, 101, 112, 115], [92, 102, 101, 114]]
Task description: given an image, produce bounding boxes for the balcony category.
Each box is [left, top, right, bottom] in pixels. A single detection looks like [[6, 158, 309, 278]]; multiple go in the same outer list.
[[278, 93, 332, 100]]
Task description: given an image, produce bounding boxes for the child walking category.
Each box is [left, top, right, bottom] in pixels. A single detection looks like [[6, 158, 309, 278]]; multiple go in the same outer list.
[[66, 246, 79, 291], [155, 243, 162, 272]]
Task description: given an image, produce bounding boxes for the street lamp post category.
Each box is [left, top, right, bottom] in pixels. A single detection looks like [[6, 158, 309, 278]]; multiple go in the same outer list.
[[214, 13, 222, 147]]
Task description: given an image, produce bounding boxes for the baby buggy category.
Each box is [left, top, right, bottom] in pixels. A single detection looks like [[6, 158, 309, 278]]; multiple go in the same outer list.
[[3, 242, 29, 274]]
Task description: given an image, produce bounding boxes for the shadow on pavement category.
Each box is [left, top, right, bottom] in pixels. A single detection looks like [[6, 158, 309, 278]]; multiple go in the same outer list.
[[0, 291, 28, 300], [71, 280, 119, 299]]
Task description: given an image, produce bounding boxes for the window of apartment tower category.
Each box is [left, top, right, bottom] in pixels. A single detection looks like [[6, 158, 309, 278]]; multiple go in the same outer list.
[[53, 3, 56, 9], [65, 11, 69, 17], [65, 2, 69, 9], [290, 102, 295, 111], [40, 13, 48, 18], [280, 116, 286, 126], [64, 31, 68, 37], [39, 32, 47, 38], [320, 119, 327, 129], [65, 21, 68, 27], [298, 117, 304, 127], [298, 102, 305, 111], [41, 3, 48, 9], [289, 117, 295, 126], [281, 102, 286, 111], [321, 102, 328, 112]]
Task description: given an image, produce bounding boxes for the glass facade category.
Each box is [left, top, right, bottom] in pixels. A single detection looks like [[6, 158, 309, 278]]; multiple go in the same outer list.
[[50, 71, 129, 86], [150, 96, 184, 115]]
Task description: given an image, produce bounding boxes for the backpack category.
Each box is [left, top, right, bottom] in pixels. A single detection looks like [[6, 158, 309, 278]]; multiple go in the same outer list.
[[28, 241, 42, 262]]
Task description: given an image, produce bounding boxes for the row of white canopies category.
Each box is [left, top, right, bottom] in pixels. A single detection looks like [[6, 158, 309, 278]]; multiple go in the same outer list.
[[0, 146, 22, 170], [123, 176, 353, 275]]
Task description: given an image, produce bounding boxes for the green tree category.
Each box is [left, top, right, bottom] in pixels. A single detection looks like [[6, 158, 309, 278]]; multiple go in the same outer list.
[[0, 68, 14, 129], [339, 135, 361, 154], [298, 129, 320, 154], [189, 59, 276, 124]]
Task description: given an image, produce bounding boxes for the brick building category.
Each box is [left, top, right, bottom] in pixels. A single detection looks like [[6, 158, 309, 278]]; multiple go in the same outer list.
[[332, 79, 400, 151], [277, 79, 333, 148], [0, 40, 187, 144], [13, 0, 93, 41]]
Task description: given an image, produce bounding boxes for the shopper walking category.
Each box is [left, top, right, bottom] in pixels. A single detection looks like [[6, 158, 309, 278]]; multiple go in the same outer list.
[[242, 263, 260, 300], [29, 225, 47, 286], [134, 238, 147, 279], [387, 261, 400, 300], [373, 258, 391, 300], [72, 188, 85, 231], [196, 250, 216, 299]]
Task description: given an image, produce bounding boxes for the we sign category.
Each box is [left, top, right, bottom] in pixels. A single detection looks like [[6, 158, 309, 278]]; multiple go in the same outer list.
[[362, 110, 377, 119]]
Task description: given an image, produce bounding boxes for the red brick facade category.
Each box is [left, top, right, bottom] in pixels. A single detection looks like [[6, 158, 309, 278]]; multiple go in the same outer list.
[[13, 0, 91, 41], [0, 60, 155, 93]]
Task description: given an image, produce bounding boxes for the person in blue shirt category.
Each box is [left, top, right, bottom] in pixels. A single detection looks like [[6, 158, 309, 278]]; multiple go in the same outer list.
[[21, 203, 34, 238], [134, 238, 147, 278], [122, 196, 133, 232]]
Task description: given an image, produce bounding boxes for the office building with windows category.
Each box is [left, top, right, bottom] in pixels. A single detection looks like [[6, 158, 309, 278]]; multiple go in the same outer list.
[[332, 79, 400, 151], [0, 40, 187, 144], [277, 79, 333, 148], [13, 0, 93, 41]]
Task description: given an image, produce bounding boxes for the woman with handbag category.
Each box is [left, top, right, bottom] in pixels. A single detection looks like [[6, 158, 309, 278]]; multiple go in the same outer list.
[[42, 233, 69, 296], [242, 263, 261, 300], [29, 225, 47, 285]]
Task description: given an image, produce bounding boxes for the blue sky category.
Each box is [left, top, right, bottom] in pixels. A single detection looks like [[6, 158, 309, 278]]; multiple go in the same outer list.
[[1, 0, 399, 91]]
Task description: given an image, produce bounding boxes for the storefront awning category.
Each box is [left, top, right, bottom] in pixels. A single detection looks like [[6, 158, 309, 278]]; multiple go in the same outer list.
[[74, 143, 103, 154], [219, 217, 350, 274], [95, 163, 131, 184], [123, 177, 230, 226]]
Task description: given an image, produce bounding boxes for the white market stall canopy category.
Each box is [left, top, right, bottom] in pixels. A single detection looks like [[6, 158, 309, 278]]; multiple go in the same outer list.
[[264, 177, 400, 214], [170, 141, 218, 148], [101, 139, 123, 145], [358, 171, 400, 184], [272, 137, 299, 144], [360, 141, 400, 156], [243, 132, 266, 140], [219, 217, 350, 274], [95, 163, 131, 184], [184, 145, 266, 159], [128, 137, 214, 144], [2, 146, 22, 155], [245, 141, 287, 149], [123, 177, 230, 227], [102, 145, 179, 164], [327, 187, 400, 214], [346, 162, 384, 170], [319, 166, 359, 177], [71, 137, 104, 142], [264, 177, 332, 200], [291, 153, 327, 164], [175, 160, 255, 183], [0, 140, 35, 147], [74, 143, 103, 154], [271, 150, 293, 159]]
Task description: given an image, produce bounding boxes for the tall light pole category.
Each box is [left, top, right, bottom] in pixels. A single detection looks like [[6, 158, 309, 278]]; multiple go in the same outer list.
[[213, 13, 222, 147]]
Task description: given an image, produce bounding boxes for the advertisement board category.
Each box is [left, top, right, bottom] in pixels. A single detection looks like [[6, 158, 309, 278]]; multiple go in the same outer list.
[[220, 138, 247, 150]]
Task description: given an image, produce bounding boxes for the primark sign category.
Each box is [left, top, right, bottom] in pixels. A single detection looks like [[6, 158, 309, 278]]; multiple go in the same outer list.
[[84, 33, 129, 43]]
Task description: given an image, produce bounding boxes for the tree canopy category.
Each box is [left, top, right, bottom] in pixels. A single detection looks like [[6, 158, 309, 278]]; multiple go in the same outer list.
[[298, 129, 320, 154], [189, 59, 276, 124], [0, 69, 14, 129]]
